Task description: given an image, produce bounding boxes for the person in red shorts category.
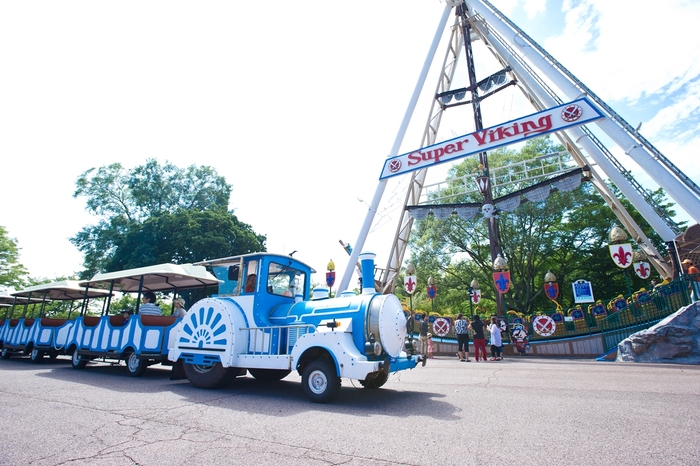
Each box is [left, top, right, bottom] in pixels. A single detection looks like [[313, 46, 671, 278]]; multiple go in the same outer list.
[[469, 314, 487, 362]]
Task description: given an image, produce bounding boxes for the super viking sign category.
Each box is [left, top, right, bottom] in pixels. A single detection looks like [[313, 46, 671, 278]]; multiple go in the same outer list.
[[380, 98, 604, 179]]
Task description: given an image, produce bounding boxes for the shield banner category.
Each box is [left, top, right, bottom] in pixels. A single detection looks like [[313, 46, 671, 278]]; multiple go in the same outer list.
[[532, 315, 556, 337], [493, 271, 511, 294], [634, 261, 651, 279], [609, 243, 633, 268], [544, 282, 559, 300], [432, 317, 450, 337], [404, 275, 417, 294], [471, 289, 482, 304], [325, 271, 336, 288], [427, 285, 437, 300]]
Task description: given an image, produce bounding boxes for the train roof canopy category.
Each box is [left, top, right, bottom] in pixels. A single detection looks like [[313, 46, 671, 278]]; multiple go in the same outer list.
[[0, 289, 43, 305], [12, 280, 111, 300], [81, 263, 222, 292]]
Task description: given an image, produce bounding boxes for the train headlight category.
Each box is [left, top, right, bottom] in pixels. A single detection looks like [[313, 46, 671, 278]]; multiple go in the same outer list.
[[364, 341, 382, 356]]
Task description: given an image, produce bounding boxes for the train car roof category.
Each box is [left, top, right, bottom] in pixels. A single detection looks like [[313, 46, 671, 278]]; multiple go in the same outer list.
[[12, 280, 112, 300], [194, 252, 316, 273], [81, 263, 222, 292], [0, 289, 43, 305]]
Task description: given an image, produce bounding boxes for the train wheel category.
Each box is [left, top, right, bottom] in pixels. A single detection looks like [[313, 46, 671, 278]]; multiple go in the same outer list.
[[183, 362, 231, 389], [359, 371, 388, 389], [126, 352, 147, 377], [30, 348, 44, 363], [71, 349, 87, 369], [249, 369, 291, 382], [301, 360, 340, 403], [1, 348, 11, 359]]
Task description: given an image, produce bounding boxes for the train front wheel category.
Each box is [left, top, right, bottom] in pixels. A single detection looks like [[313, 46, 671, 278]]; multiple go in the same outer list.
[[301, 360, 340, 403]]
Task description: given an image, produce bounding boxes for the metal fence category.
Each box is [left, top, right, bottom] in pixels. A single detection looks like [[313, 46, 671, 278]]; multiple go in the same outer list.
[[414, 274, 698, 352]]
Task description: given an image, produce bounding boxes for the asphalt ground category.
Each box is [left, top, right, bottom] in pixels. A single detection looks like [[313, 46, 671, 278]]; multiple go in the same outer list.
[[0, 355, 698, 465]]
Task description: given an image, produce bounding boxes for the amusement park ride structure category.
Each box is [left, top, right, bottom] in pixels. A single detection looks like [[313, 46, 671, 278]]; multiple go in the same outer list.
[[337, 0, 700, 310]]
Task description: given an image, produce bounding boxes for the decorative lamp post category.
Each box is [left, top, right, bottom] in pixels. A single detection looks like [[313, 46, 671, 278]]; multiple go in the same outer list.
[[492, 254, 510, 315], [404, 263, 417, 337], [326, 260, 336, 296], [427, 275, 437, 315], [475, 163, 490, 195], [467, 278, 481, 316], [544, 270, 560, 309], [493, 254, 510, 315], [608, 225, 633, 296]]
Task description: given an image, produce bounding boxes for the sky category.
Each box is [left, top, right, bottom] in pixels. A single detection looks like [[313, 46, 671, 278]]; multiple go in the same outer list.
[[1, 0, 699, 290]]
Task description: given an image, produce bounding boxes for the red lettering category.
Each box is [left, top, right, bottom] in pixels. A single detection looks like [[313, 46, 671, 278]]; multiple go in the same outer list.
[[407, 151, 422, 166], [433, 147, 445, 163], [473, 131, 488, 146], [445, 144, 456, 154]]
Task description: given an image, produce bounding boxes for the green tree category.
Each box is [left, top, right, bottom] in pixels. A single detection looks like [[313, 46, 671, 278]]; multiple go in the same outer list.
[[0, 225, 30, 290], [72, 160, 266, 278]]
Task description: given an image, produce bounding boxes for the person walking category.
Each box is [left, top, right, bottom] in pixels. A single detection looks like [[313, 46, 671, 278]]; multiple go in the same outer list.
[[419, 317, 430, 366], [469, 315, 487, 362], [488, 316, 503, 361], [455, 313, 470, 362]]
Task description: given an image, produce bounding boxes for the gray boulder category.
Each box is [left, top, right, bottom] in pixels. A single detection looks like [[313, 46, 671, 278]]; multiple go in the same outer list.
[[616, 301, 700, 364]]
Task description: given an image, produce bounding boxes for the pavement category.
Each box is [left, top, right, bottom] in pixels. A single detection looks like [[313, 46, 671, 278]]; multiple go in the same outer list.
[[0, 355, 698, 465]]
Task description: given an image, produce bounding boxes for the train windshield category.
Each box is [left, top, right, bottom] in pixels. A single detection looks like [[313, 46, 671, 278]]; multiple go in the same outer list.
[[267, 261, 305, 298]]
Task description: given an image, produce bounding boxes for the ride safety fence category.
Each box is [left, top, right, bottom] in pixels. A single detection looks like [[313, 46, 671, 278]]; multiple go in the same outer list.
[[411, 274, 698, 353]]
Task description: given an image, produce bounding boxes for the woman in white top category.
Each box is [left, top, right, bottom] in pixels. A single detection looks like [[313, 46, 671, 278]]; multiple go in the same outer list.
[[488, 316, 502, 361]]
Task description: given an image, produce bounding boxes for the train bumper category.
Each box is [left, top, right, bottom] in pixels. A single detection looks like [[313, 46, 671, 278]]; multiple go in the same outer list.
[[385, 353, 419, 372]]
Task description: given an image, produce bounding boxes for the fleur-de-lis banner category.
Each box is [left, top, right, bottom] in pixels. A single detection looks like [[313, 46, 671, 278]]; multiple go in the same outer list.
[[493, 271, 511, 294], [404, 275, 417, 294], [609, 243, 633, 268], [634, 261, 651, 279]]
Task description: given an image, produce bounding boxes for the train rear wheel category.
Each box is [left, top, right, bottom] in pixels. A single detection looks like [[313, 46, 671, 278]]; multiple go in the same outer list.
[[359, 371, 388, 389], [183, 362, 231, 389], [30, 348, 44, 363], [71, 349, 87, 369], [249, 369, 290, 382], [301, 360, 340, 403], [126, 352, 147, 377]]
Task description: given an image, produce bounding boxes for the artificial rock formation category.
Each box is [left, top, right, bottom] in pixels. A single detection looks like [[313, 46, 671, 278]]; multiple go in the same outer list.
[[617, 301, 700, 364]]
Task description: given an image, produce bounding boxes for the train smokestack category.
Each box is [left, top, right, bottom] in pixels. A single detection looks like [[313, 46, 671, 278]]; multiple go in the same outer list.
[[359, 252, 376, 295]]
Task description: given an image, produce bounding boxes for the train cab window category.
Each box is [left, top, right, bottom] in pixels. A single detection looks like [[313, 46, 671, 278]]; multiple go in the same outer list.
[[243, 260, 259, 293], [267, 261, 305, 298]]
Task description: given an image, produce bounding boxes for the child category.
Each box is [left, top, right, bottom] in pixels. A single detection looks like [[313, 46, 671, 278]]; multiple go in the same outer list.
[[427, 334, 434, 359]]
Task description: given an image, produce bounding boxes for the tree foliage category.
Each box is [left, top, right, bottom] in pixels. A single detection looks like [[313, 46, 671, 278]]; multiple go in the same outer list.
[[71, 159, 266, 278], [0, 225, 30, 290], [404, 137, 678, 317]]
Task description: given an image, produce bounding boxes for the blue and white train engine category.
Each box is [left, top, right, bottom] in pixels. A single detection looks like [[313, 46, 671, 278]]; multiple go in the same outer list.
[[168, 252, 418, 402]]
